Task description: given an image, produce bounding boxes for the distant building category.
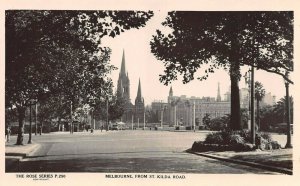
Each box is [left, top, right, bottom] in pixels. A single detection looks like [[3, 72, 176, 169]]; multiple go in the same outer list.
[[224, 87, 250, 109], [240, 88, 250, 109], [150, 83, 231, 127], [224, 86, 276, 110], [116, 50, 145, 123], [151, 101, 169, 124], [262, 92, 276, 106]]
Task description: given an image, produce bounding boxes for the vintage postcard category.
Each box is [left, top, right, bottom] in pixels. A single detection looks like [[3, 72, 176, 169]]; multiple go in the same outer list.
[[1, 0, 299, 186]]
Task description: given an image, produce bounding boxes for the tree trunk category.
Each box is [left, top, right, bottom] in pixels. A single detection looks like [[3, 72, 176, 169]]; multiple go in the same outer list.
[[40, 121, 43, 135], [229, 66, 242, 130], [228, 15, 242, 131], [58, 117, 61, 131], [257, 100, 260, 131], [16, 106, 26, 145]]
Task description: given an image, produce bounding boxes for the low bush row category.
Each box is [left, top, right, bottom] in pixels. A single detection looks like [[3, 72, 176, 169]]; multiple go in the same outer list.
[[191, 130, 281, 152], [192, 141, 255, 152]]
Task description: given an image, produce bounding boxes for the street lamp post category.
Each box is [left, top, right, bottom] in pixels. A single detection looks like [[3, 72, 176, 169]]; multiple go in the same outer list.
[[250, 66, 255, 145], [106, 98, 109, 131], [193, 101, 196, 132], [28, 99, 36, 144], [93, 110, 96, 130], [161, 108, 164, 128], [244, 69, 252, 131], [174, 105, 177, 127], [90, 107, 94, 132], [89, 97, 96, 132], [70, 100, 73, 134], [284, 72, 292, 148], [144, 111, 146, 129], [35, 103, 38, 135], [132, 114, 134, 130]]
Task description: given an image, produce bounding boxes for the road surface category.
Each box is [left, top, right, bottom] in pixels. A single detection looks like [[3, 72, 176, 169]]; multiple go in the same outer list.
[[7, 130, 282, 174]]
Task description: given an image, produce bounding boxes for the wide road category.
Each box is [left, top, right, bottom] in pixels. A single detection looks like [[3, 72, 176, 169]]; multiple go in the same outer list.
[[10, 130, 280, 174]]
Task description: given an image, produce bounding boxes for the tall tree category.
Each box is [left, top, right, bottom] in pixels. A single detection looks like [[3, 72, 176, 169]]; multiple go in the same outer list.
[[6, 10, 153, 145], [274, 96, 294, 124], [254, 81, 265, 131], [202, 114, 211, 129], [259, 105, 281, 131], [259, 96, 293, 132], [151, 11, 293, 130]]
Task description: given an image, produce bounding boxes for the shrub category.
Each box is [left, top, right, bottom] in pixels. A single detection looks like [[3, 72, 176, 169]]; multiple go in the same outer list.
[[229, 134, 245, 145], [191, 140, 255, 152], [235, 143, 256, 151], [261, 141, 281, 150], [191, 141, 232, 152], [204, 133, 224, 145], [258, 132, 272, 142], [204, 131, 246, 145], [209, 117, 228, 131], [195, 130, 280, 152], [233, 130, 252, 143], [270, 141, 281, 149], [186, 126, 192, 130]]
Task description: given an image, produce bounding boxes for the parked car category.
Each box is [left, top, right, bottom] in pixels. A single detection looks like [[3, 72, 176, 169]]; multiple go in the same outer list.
[[110, 122, 126, 130]]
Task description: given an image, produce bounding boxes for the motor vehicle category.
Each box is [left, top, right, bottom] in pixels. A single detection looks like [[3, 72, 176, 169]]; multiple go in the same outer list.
[[110, 122, 126, 130]]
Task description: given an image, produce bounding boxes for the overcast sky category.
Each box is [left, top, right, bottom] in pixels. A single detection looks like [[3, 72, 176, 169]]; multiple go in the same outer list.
[[102, 11, 292, 106]]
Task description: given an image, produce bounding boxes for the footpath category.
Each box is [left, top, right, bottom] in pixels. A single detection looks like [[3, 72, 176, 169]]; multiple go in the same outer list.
[[187, 148, 292, 175], [5, 141, 41, 172]]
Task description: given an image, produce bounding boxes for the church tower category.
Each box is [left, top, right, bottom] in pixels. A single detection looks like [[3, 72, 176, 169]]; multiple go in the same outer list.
[[168, 86, 173, 103], [169, 86, 173, 97], [117, 50, 131, 104], [217, 82, 221, 102], [135, 78, 145, 122], [116, 50, 133, 122]]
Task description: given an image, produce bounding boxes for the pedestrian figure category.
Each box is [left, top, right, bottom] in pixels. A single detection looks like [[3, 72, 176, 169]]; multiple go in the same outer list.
[[5, 126, 11, 142], [39, 125, 42, 135], [101, 125, 103, 132]]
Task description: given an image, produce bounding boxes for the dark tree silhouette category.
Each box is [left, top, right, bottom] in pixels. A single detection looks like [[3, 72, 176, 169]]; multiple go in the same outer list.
[[254, 81, 266, 130], [6, 10, 153, 145], [151, 11, 293, 130]]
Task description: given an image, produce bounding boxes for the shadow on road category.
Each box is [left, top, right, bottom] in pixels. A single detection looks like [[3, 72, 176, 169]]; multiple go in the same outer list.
[[26, 150, 180, 159]]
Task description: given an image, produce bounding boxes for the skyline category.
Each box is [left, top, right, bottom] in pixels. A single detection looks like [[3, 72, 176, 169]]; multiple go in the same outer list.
[[102, 11, 293, 106]]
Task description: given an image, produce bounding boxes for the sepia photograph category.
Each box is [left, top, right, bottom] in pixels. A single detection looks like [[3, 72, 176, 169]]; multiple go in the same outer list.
[[1, 1, 299, 186]]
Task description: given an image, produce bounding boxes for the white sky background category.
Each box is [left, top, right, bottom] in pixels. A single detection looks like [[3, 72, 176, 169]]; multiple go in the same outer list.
[[102, 10, 292, 106]]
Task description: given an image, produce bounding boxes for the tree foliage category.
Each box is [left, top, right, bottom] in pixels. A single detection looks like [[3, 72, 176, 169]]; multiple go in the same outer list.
[[260, 96, 293, 131], [151, 11, 293, 84], [151, 11, 293, 130], [273, 96, 294, 124], [255, 82, 266, 102], [209, 115, 230, 131], [255, 81, 265, 130], [202, 113, 211, 128], [5, 10, 153, 144]]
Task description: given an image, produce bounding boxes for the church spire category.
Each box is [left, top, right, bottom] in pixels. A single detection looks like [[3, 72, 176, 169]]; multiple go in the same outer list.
[[217, 82, 221, 102], [120, 49, 126, 76], [136, 78, 142, 101], [135, 78, 144, 105], [169, 86, 173, 97], [117, 49, 130, 103]]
